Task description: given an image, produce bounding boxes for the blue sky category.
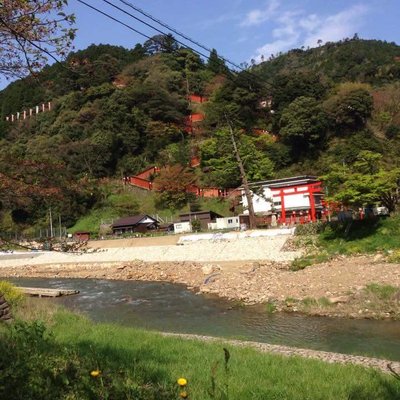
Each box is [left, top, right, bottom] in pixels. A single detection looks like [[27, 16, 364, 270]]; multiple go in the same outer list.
[[1, 0, 399, 90], [67, 0, 400, 65]]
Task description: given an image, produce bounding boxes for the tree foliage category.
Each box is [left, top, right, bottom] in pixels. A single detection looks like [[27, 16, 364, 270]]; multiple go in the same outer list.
[[200, 130, 274, 188], [0, 0, 75, 80], [323, 84, 373, 131], [153, 165, 196, 210], [279, 96, 328, 152], [322, 151, 400, 211]]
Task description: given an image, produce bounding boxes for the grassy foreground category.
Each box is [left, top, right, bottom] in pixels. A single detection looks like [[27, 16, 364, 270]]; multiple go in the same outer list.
[[1, 302, 400, 400]]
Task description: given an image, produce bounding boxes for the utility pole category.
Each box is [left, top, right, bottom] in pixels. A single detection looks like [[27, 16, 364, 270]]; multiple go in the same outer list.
[[226, 117, 256, 229], [49, 207, 53, 238], [59, 215, 62, 239]]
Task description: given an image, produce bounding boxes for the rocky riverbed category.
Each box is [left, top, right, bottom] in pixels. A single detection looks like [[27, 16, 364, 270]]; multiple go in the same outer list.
[[1, 254, 399, 319]]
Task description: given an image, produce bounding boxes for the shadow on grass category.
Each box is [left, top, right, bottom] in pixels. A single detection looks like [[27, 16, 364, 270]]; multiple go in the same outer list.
[[322, 218, 382, 242], [348, 367, 400, 400]]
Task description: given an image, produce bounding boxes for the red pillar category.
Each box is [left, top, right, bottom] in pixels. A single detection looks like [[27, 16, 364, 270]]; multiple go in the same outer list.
[[309, 187, 316, 222], [280, 190, 286, 224]]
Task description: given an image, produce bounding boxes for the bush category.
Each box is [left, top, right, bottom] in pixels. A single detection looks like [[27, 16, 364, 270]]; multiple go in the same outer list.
[[0, 281, 25, 307], [385, 124, 400, 139], [294, 221, 326, 236], [191, 218, 201, 232], [0, 320, 175, 400]]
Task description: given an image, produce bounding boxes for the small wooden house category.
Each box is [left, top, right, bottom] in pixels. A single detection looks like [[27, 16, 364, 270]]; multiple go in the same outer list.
[[179, 210, 223, 230], [112, 215, 159, 235]]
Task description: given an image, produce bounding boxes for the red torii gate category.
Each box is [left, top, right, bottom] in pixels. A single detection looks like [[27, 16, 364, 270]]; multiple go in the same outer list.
[[273, 181, 323, 224]]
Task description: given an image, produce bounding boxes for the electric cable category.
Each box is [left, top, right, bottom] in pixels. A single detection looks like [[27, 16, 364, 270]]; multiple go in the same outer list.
[[78, 0, 273, 92], [116, 0, 275, 87]]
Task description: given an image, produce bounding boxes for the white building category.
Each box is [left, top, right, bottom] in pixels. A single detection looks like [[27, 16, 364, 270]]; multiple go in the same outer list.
[[173, 221, 192, 234], [208, 216, 240, 230], [241, 175, 324, 224]]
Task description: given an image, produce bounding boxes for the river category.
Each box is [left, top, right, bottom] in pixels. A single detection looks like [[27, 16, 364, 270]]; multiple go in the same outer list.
[[7, 277, 400, 361]]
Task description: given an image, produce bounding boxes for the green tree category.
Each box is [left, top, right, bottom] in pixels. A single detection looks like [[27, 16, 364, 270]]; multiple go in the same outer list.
[[324, 84, 373, 131], [153, 165, 196, 210], [207, 49, 228, 74], [143, 34, 178, 55], [322, 151, 400, 212], [200, 130, 274, 188], [279, 96, 328, 154]]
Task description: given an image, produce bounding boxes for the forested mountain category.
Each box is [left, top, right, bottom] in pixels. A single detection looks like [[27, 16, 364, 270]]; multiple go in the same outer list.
[[1, 37, 400, 232]]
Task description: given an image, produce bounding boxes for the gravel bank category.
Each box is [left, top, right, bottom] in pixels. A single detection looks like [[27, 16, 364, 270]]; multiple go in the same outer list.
[[161, 332, 400, 374], [0, 235, 301, 266]]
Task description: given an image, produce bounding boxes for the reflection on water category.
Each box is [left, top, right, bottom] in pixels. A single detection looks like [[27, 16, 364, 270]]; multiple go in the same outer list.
[[7, 277, 400, 361]]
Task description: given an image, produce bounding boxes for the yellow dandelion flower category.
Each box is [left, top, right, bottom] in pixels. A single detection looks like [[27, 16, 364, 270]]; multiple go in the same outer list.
[[90, 369, 101, 377], [180, 390, 188, 399], [177, 377, 187, 387]]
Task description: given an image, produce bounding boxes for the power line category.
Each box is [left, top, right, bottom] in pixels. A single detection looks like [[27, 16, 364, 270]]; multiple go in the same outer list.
[[117, 0, 243, 71], [77, 0, 272, 91], [116, 0, 275, 87], [99, 0, 211, 60], [77, 0, 154, 42]]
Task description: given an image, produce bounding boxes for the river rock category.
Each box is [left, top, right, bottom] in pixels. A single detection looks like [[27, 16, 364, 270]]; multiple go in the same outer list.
[[328, 295, 350, 304], [373, 253, 385, 262], [201, 264, 215, 275]]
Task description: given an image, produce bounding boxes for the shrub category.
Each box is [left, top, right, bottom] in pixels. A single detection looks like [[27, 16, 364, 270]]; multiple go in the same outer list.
[[191, 218, 201, 232], [0, 281, 25, 307], [0, 320, 175, 400], [387, 249, 400, 263], [294, 221, 326, 236]]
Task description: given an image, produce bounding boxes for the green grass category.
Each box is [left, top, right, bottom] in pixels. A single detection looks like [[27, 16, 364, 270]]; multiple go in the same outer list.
[[290, 253, 332, 271], [2, 303, 400, 399], [300, 297, 333, 309], [265, 301, 277, 313], [365, 284, 399, 300], [49, 311, 400, 399], [318, 215, 400, 255], [69, 207, 120, 235], [291, 214, 400, 269]]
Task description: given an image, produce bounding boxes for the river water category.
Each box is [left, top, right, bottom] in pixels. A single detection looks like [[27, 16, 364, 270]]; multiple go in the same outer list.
[[7, 277, 400, 361]]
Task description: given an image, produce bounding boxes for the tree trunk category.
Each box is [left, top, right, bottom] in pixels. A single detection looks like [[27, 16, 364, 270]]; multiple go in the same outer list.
[[226, 120, 257, 229], [0, 293, 12, 323]]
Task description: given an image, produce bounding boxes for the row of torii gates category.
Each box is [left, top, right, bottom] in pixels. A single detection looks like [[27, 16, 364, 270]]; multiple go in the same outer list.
[[5, 102, 52, 122]]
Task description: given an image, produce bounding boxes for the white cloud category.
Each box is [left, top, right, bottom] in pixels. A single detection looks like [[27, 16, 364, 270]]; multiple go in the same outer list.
[[255, 38, 299, 59], [298, 14, 320, 32], [240, 0, 280, 27], [252, 10, 300, 61], [302, 4, 368, 48], [250, 4, 369, 62]]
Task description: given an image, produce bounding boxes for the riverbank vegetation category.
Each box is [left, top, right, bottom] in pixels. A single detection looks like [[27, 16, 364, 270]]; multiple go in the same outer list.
[[291, 213, 400, 269], [280, 283, 400, 320], [0, 297, 398, 399]]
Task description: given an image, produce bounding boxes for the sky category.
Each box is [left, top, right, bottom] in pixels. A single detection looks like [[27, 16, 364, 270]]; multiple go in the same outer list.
[[66, 0, 400, 65]]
